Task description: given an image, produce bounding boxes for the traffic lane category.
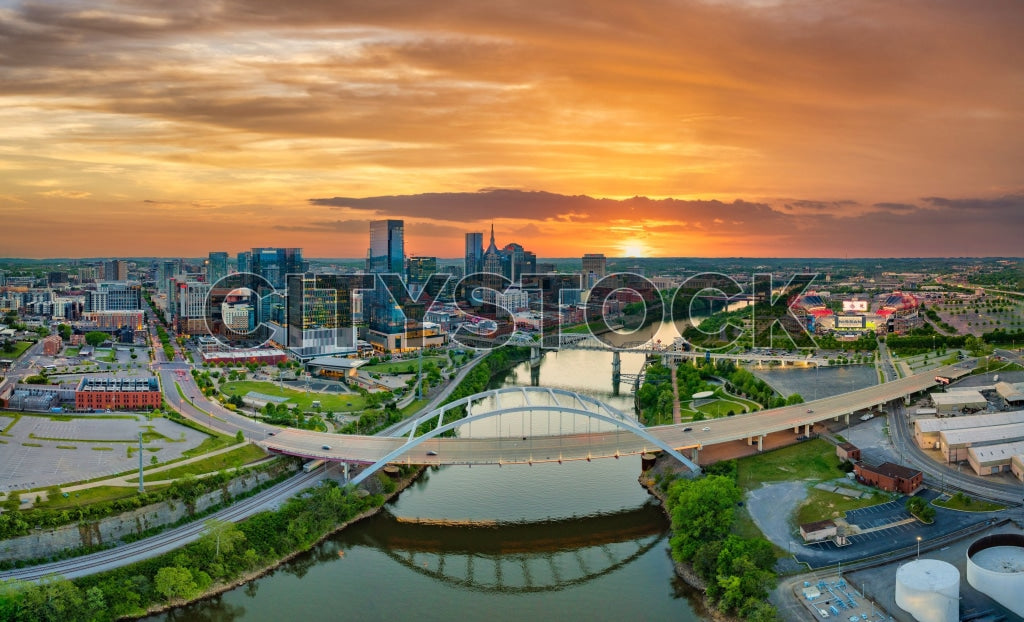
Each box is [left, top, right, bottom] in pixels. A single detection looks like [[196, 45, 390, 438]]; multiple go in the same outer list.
[[265, 431, 668, 465], [159, 371, 269, 438]]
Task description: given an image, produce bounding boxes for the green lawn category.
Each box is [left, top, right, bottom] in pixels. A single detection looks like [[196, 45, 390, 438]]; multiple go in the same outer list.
[[795, 487, 888, 524], [128, 444, 269, 482], [696, 398, 748, 418], [220, 380, 369, 412], [182, 434, 238, 459], [362, 357, 447, 374], [95, 349, 116, 362], [37, 485, 169, 511], [736, 439, 842, 490], [1, 341, 33, 359], [64, 346, 80, 356], [400, 398, 431, 416], [933, 494, 1005, 512]]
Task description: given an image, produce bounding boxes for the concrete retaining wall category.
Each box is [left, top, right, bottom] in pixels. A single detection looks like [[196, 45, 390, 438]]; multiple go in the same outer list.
[[0, 462, 296, 562]]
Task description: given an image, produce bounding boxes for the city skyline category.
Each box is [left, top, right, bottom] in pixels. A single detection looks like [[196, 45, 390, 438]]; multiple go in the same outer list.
[[1, 1, 1023, 258]]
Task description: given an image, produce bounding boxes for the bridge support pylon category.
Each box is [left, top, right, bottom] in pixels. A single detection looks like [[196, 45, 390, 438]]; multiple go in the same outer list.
[[757, 435, 763, 451], [611, 350, 621, 386]]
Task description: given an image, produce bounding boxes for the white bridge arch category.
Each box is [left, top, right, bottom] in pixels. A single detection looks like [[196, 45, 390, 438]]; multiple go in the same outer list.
[[349, 387, 700, 485]]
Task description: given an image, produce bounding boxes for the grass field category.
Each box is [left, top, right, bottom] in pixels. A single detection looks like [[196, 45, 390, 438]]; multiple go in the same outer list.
[[736, 439, 841, 490], [64, 346, 80, 356], [38, 485, 169, 510], [696, 398, 748, 418], [933, 494, 1005, 512], [129, 444, 269, 482], [795, 488, 888, 524], [182, 434, 237, 459], [362, 356, 447, 374], [220, 380, 369, 412], [2, 341, 33, 359]]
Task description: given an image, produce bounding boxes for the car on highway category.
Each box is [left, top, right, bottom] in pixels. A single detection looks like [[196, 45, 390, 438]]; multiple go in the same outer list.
[[321, 444, 331, 450], [426, 450, 438, 456], [702, 426, 710, 431], [806, 408, 813, 413], [683, 427, 693, 432]]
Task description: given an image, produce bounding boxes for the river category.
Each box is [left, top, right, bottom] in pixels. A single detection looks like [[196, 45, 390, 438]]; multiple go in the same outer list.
[[144, 346, 709, 622]]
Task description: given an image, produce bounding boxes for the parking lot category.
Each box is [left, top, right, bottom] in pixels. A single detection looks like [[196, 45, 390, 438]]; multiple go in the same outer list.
[[796, 490, 996, 568], [0, 413, 208, 492]]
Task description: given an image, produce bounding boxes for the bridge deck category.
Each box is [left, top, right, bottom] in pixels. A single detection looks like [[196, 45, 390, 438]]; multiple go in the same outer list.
[[260, 363, 971, 466]]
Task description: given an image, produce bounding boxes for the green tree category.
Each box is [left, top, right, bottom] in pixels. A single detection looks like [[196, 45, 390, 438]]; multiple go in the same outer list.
[[785, 393, 805, 405], [57, 324, 72, 341], [665, 475, 743, 560], [235, 429, 245, 443], [154, 566, 200, 602], [84, 331, 109, 347]]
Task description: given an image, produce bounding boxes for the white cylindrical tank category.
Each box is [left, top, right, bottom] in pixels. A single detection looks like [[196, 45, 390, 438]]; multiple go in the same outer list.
[[894, 559, 960, 622], [966, 533, 1024, 619]]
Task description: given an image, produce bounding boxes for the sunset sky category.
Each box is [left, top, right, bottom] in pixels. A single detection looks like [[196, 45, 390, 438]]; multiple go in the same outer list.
[[1, 0, 1022, 258]]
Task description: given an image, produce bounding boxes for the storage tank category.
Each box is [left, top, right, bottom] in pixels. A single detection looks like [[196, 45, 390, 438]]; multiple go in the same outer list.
[[966, 533, 1024, 618], [894, 559, 960, 622]]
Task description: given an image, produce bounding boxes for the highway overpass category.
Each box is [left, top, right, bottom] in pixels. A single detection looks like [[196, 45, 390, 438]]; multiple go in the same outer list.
[[260, 362, 972, 481]]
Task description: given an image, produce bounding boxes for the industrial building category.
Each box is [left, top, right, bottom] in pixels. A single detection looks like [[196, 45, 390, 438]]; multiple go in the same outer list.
[[938, 422, 1024, 463], [995, 381, 1024, 408], [930, 389, 987, 415], [799, 519, 837, 542], [966, 441, 1024, 477], [914, 410, 1024, 449], [853, 462, 922, 494]]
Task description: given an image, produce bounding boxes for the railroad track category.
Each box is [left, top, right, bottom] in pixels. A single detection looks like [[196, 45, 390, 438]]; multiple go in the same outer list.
[[0, 468, 323, 582]]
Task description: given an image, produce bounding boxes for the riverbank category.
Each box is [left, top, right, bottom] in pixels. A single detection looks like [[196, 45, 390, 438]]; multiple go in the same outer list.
[[129, 465, 426, 620], [639, 456, 743, 622]]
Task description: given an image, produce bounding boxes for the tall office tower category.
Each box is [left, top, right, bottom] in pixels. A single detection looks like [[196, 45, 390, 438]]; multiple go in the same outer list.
[[207, 252, 228, 285], [236, 251, 251, 274], [285, 273, 357, 357], [406, 256, 437, 289], [367, 220, 404, 274], [158, 260, 179, 295], [464, 232, 484, 275], [366, 220, 406, 347], [250, 247, 303, 289], [582, 253, 607, 279], [103, 260, 128, 281]]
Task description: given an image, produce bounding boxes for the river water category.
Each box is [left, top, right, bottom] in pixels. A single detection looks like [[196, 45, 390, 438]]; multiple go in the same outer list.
[[145, 346, 710, 622]]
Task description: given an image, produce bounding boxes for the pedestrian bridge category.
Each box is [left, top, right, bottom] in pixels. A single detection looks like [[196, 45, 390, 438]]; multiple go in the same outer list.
[[260, 362, 971, 484]]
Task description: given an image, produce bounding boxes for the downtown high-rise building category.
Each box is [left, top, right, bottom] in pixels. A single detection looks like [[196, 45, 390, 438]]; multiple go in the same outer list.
[[207, 251, 228, 285], [367, 220, 404, 274], [250, 247, 303, 289], [102, 259, 128, 281], [464, 232, 484, 275], [582, 253, 607, 288]]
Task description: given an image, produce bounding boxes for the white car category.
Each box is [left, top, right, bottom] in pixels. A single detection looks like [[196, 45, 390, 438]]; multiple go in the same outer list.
[[702, 426, 710, 432]]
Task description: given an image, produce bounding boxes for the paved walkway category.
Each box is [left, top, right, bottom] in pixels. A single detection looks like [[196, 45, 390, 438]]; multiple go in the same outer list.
[[669, 361, 682, 424]]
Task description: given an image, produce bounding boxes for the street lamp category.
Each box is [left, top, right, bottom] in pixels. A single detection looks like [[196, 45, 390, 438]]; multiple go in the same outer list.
[[916, 536, 922, 560]]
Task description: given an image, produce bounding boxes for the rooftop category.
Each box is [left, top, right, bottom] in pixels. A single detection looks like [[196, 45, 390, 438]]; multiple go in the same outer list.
[[916, 410, 1024, 433], [858, 461, 921, 481]]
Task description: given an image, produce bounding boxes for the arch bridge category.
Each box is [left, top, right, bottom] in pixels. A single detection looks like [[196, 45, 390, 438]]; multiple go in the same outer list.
[[261, 386, 701, 485]]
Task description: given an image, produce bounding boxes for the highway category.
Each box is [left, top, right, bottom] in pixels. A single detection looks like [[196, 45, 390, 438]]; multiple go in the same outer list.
[[261, 362, 974, 467]]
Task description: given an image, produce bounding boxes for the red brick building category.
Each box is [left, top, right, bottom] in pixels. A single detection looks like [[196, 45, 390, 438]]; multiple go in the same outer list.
[[75, 377, 161, 411], [837, 442, 861, 462], [41, 334, 63, 356], [854, 462, 923, 494]]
